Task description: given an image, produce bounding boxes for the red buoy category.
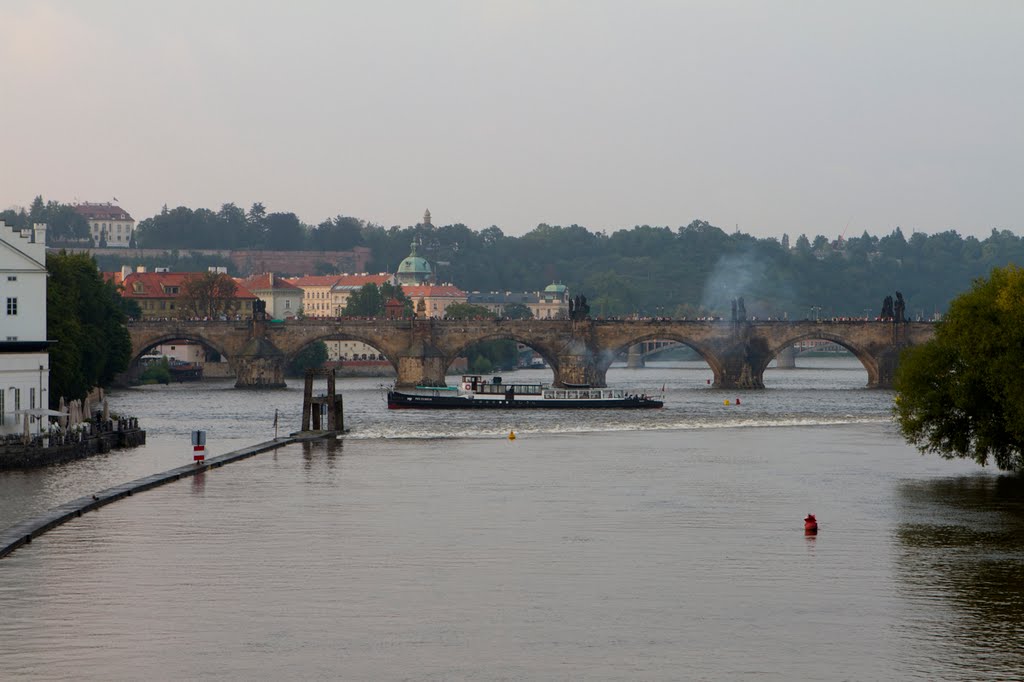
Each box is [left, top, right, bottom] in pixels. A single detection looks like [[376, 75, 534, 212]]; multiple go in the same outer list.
[[804, 514, 818, 534]]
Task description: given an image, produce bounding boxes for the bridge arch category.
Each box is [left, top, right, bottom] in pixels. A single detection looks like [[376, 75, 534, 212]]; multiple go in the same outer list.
[[130, 332, 231, 367], [605, 333, 725, 384], [283, 332, 398, 374], [764, 332, 879, 387], [440, 332, 562, 383]]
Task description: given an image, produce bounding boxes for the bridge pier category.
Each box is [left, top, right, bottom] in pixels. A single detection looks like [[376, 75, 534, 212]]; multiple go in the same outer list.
[[232, 338, 286, 389], [395, 339, 447, 387], [775, 346, 797, 369], [553, 354, 606, 388], [626, 343, 646, 369], [871, 348, 901, 389]]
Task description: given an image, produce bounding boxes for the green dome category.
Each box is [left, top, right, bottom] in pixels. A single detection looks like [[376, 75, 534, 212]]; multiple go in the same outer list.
[[396, 239, 432, 284], [544, 283, 567, 293], [398, 256, 431, 276]]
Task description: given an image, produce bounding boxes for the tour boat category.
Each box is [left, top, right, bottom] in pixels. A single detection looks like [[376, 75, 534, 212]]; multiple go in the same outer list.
[[387, 375, 664, 409]]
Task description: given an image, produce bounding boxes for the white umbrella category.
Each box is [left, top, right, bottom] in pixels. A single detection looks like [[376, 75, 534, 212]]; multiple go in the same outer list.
[[58, 397, 67, 429]]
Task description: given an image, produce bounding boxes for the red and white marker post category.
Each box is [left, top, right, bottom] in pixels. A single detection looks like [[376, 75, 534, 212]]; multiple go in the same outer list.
[[191, 430, 206, 463]]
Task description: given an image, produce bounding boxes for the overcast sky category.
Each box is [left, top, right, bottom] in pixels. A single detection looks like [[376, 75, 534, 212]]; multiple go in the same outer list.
[[1, 1, 1021, 239]]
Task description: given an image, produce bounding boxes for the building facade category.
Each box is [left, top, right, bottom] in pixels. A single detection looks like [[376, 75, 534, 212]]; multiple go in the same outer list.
[[73, 202, 136, 248], [0, 221, 50, 436], [240, 273, 303, 320], [467, 283, 570, 319], [118, 269, 257, 320], [405, 284, 468, 318]]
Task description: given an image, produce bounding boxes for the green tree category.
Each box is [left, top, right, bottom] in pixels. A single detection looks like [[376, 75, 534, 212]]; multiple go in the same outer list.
[[47, 252, 132, 403], [139, 358, 171, 385], [288, 341, 328, 376], [343, 283, 384, 317], [443, 303, 497, 319], [894, 265, 1024, 471], [340, 282, 411, 317], [503, 303, 534, 320]]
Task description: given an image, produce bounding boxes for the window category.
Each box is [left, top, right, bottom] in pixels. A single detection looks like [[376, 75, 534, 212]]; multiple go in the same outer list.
[[0, 391, 4, 425], [30, 387, 35, 410], [6, 297, 16, 315], [6, 276, 15, 281], [13, 388, 20, 412]]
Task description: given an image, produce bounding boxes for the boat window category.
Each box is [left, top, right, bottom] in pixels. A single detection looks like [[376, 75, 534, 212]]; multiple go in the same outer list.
[[613, 390, 623, 398], [567, 391, 578, 399], [556, 391, 566, 399], [543, 390, 554, 399]]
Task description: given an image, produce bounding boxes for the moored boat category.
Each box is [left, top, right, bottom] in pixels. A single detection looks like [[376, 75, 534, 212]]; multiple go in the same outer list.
[[387, 375, 664, 409]]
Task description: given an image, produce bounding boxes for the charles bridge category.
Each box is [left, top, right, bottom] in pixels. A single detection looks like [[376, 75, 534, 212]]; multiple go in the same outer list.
[[125, 318, 935, 390]]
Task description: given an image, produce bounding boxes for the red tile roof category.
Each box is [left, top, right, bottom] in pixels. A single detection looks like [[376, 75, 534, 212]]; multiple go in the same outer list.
[[241, 273, 301, 291], [332, 274, 393, 289], [285, 275, 342, 288], [121, 271, 256, 299]]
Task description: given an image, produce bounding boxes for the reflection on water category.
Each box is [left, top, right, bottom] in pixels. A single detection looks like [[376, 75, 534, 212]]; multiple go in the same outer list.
[[1, 359, 1022, 680], [895, 475, 1024, 681]]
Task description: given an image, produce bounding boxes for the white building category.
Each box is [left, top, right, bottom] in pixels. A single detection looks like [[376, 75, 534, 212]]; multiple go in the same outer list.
[[240, 273, 303, 320], [73, 202, 136, 248], [0, 221, 50, 436]]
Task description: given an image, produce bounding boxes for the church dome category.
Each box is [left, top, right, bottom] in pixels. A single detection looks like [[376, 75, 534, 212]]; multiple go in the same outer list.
[[396, 239, 432, 284], [544, 283, 567, 294]]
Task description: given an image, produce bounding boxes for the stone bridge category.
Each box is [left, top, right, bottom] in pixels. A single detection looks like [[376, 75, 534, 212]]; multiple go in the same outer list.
[[126, 318, 935, 390]]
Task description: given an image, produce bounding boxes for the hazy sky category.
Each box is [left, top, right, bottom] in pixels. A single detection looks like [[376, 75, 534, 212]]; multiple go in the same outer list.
[[2, 1, 1021, 239]]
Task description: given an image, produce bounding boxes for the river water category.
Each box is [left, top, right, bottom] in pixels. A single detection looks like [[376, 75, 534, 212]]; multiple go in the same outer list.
[[1, 359, 1023, 681]]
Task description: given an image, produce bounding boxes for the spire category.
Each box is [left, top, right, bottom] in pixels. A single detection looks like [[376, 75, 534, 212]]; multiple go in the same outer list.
[[423, 209, 432, 227]]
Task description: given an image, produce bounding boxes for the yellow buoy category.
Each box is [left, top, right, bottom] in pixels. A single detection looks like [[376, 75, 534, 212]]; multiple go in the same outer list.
[[724, 399, 731, 406], [508, 430, 516, 440]]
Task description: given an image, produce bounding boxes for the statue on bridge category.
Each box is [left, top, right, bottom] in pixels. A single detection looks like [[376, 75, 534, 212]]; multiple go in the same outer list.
[[880, 295, 894, 320], [879, 293, 906, 322], [569, 294, 590, 321]]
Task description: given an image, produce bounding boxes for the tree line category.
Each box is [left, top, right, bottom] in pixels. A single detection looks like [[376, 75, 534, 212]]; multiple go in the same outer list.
[[9, 195, 1024, 318], [119, 205, 1024, 320]]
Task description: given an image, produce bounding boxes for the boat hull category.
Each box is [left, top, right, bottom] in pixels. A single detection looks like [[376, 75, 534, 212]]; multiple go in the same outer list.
[[387, 391, 663, 409]]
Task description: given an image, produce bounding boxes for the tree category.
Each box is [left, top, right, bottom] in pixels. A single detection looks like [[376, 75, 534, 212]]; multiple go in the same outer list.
[[443, 303, 497, 319], [894, 265, 1024, 471], [177, 271, 239, 318], [342, 283, 384, 317], [288, 341, 328, 376], [503, 303, 533, 320], [46, 251, 132, 403]]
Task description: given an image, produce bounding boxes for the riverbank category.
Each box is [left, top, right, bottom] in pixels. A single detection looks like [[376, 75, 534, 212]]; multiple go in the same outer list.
[[0, 418, 146, 471]]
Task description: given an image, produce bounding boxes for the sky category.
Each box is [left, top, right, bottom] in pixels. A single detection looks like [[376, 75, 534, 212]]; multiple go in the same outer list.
[[1, 1, 1022, 240]]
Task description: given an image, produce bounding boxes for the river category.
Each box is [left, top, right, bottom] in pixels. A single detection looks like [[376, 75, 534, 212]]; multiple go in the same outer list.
[[1, 359, 1022, 681]]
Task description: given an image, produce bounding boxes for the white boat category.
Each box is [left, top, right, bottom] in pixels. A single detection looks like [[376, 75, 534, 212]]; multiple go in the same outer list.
[[387, 375, 663, 409]]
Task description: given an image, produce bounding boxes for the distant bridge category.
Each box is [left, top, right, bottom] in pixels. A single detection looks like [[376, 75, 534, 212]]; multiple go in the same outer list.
[[126, 318, 935, 390]]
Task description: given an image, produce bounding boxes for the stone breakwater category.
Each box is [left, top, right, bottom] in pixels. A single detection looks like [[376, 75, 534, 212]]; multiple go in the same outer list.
[[0, 436, 310, 559], [0, 420, 146, 471]]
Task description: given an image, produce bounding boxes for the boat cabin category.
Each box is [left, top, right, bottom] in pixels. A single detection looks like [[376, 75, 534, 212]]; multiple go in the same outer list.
[[461, 375, 544, 396]]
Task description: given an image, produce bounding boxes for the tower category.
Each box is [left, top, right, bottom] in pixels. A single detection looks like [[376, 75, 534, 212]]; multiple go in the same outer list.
[[423, 209, 432, 227]]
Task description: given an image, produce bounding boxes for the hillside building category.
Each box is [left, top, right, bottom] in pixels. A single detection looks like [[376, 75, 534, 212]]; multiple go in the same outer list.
[[73, 202, 136, 248]]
